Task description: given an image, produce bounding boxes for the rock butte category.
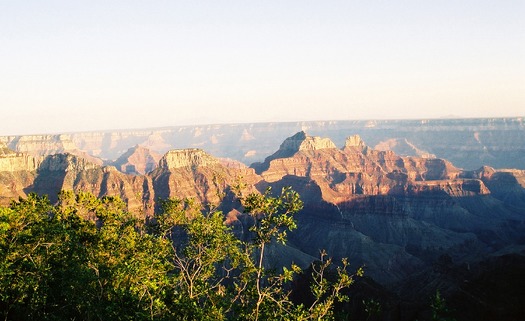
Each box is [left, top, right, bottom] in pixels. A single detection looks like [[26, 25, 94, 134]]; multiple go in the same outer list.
[[159, 149, 219, 169], [1, 118, 523, 170], [1, 128, 523, 319], [1, 132, 521, 209], [0, 131, 524, 291]]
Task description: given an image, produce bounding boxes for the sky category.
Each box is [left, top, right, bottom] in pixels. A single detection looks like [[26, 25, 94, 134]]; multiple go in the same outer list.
[[1, 1, 524, 135]]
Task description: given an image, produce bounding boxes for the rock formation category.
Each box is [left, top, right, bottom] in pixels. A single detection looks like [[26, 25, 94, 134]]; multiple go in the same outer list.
[[344, 134, 367, 151], [252, 132, 467, 204], [151, 149, 261, 207], [1, 134, 103, 165], [0, 142, 40, 172], [2, 117, 523, 170], [111, 145, 162, 175], [0, 143, 39, 203], [249, 132, 525, 285], [0, 130, 524, 308], [30, 153, 152, 214], [159, 149, 220, 169]]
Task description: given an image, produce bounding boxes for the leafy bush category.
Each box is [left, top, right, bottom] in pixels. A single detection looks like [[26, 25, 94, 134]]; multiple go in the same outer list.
[[0, 187, 361, 320]]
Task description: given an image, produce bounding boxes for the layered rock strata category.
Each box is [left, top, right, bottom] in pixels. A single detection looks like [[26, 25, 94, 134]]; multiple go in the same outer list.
[[2, 117, 523, 170], [252, 132, 468, 204], [111, 145, 162, 175], [151, 149, 261, 207], [250, 132, 525, 284], [0, 132, 524, 289]]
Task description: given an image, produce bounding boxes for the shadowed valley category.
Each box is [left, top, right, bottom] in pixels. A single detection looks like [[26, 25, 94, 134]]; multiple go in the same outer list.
[[1, 124, 524, 320]]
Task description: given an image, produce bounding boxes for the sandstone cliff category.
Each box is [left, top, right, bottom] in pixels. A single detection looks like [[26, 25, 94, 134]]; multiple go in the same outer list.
[[111, 145, 162, 175], [159, 149, 220, 169], [28, 153, 152, 214], [150, 149, 262, 208], [461, 166, 525, 208], [252, 132, 468, 204], [251, 132, 524, 284], [0, 132, 523, 291], [2, 117, 523, 170], [0, 142, 40, 172], [0, 143, 40, 203], [2, 134, 104, 165], [1, 151, 154, 214]]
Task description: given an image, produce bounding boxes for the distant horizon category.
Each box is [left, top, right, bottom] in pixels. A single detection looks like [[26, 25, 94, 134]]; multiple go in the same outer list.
[[1, 2, 523, 137], [1, 115, 523, 137]]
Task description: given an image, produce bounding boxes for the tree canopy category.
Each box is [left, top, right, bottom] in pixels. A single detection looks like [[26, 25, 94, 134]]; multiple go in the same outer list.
[[0, 188, 361, 321]]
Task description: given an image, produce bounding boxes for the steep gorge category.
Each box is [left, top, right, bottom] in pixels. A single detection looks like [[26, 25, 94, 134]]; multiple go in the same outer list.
[[2, 117, 523, 170], [0, 130, 524, 316]]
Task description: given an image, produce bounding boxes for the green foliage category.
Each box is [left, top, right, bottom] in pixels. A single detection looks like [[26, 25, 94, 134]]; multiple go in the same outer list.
[[363, 299, 382, 321], [0, 187, 361, 320], [0, 192, 173, 320], [430, 291, 456, 321], [0, 194, 54, 320]]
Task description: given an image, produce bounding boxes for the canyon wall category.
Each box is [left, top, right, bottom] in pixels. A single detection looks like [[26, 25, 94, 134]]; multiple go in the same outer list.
[[1, 117, 523, 170], [0, 130, 524, 302]]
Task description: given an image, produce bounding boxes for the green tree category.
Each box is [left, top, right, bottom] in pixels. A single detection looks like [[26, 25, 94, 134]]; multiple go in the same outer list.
[[0, 191, 174, 320], [231, 186, 362, 321], [0, 185, 361, 321], [0, 193, 54, 320], [431, 290, 456, 321], [156, 197, 242, 320]]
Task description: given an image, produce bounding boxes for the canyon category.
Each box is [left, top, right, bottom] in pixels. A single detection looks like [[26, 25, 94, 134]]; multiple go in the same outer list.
[[1, 117, 524, 171], [1, 120, 524, 320]]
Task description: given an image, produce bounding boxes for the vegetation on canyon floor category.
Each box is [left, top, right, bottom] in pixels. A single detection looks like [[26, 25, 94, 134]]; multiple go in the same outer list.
[[0, 187, 367, 321]]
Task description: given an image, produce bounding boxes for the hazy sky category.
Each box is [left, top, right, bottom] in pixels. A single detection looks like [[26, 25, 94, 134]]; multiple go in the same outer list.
[[1, 1, 524, 135]]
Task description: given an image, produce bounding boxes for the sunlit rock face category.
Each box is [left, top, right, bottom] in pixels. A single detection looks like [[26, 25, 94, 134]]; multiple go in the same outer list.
[[5, 134, 77, 155], [252, 131, 470, 203], [1, 134, 103, 165], [29, 153, 152, 214], [0, 143, 39, 203], [252, 132, 525, 285], [2, 117, 523, 170], [0, 144, 153, 213], [111, 145, 162, 175], [461, 166, 525, 208], [37, 153, 99, 173], [0, 127, 524, 292], [0, 142, 40, 172], [159, 149, 220, 170], [280, 131, 337, 152], [343, 134, 367, 151], [150, 149, 263, 213]]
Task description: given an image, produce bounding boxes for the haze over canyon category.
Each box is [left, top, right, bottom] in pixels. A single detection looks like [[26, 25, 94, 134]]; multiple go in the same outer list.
[[1, 117, 524, 320]]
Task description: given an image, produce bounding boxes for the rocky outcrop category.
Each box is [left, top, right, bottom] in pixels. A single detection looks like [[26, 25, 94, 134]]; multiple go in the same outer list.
[[159, 149, 219, 170], [5, 134, 77, 155], [0, 144, 40, 203], [111, 145, 161, 175], [252, 132, 468, 204], [279, 131, 337, 152], [0, 131, 524, 299], [0, 147, 262, 214], [251, 131, 338, 174], [151, 149, 262, 208], [16, 153, 153, 214], [2, 117, 524, 170], [2, 134, 104, 166], [343, 134, 367, 151], [461, 166, 525, 207], [0, 143, 40, 172], [37, 153, 99, 173], [249, 132, 525, 287]]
